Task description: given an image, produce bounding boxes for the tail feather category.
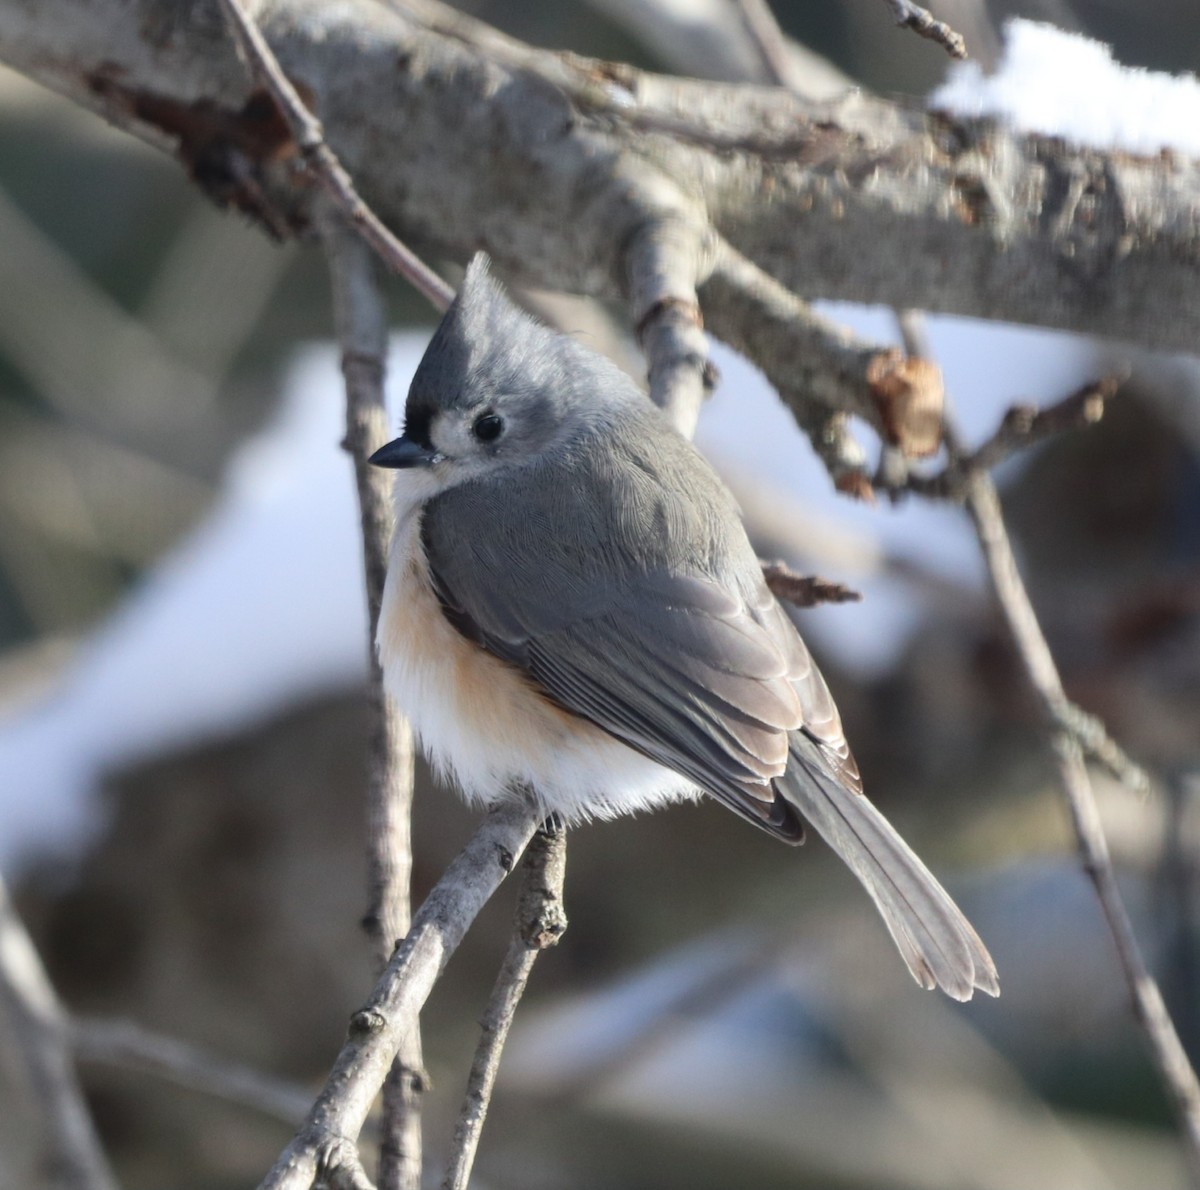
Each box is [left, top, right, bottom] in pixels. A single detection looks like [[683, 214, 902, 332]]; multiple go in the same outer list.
[[778, 733, 999, 1001]]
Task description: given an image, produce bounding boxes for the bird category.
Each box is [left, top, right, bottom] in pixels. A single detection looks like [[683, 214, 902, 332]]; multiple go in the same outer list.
[[370, 254, 998, 1001]]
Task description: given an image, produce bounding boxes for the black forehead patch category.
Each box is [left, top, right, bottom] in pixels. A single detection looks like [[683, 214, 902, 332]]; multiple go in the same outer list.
[[403, 402, 436, 450]]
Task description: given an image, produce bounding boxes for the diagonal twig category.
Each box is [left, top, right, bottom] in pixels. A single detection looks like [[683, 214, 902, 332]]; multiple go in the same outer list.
[[730, 0, 810, 92], [214, 0, 454, 313], [442, 824, 568, 1190], [967, 473, 1200, 1179], [72, 1016, 314, 1127], [324, 221, 425, 1190], [0, 871, 119, 1190], [879, 0, 967, 58], [898, 311, 1200, 1180], [891, 318, 1150, 795]]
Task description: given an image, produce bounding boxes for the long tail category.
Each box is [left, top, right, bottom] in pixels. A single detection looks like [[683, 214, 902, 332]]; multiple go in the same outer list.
[[777, 733, 999, 1001]]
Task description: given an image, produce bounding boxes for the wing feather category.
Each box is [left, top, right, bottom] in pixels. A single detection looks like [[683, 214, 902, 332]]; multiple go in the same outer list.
[[417, 423, 838, 840]]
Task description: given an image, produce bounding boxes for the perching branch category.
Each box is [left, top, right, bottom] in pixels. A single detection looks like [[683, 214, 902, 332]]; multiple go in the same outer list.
[[258, 800, 542, 1190], [442, 824, 568, 1190], [0, 872, 119, 1190], [324, 222, 426, 1190]]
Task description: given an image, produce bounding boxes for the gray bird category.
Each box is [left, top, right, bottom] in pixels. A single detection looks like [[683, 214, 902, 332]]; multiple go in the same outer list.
[[371, 255, 998, 1001]]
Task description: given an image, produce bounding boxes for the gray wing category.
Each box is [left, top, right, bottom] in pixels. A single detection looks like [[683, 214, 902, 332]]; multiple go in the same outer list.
[[428, 531, 807, 836], [420, 425, 846, 839]]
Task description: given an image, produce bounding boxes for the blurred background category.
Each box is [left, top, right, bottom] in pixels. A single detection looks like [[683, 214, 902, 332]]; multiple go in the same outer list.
[[2, 1, 1200, 1187]]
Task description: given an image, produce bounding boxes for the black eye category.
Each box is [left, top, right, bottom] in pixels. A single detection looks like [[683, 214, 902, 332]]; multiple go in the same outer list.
[[472, 412, 504, 443]]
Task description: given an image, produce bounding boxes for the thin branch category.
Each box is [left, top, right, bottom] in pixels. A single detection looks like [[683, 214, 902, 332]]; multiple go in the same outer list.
[[762, 562, 863, 608], [0, 872, 119, 1190], [730, 0, 808, 91], [965, 473, 1200, 1178], [897, 308, 1200, 1176], [581, 0, 850, 96], [324, 221, 425, 1190], [258, 801, 542, 1190], [442, 824, 568, 1190], [72, 1017, 313, 1126], [214, 0, 454, 312], [893, 320, 1152, 795], [890, 375, 1121, 501], [879, 0, 967, 58]]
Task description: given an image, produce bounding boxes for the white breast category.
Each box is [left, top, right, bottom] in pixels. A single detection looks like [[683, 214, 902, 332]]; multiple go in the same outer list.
[[376, 507, 700, 823]]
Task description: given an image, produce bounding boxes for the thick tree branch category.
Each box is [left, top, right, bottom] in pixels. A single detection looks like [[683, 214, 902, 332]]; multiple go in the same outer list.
[[0, 872, 119, 1190], [1, 0, 1197, 356], [257, 801, 541, 1190], [442, 825, 568, 1190]]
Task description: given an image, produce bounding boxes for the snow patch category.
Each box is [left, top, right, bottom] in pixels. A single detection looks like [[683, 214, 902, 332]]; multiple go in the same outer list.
[[931, 19, 1200, 157]]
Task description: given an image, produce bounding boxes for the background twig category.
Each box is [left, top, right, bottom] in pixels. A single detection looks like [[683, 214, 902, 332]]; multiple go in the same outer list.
[[899, 309, 1200, 1180], [72, 1017, 314, 1127], [964, 471, 1200, 1178], [325, 221, 425, 1190], [880, 0, 968, 57], [731, 0, 811, 91], [0, 871, 119, 1190], [900, 375, 1120, 501]]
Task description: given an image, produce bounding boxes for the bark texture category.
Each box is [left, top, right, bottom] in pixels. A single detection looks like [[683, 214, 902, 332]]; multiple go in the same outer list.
[[0, 0, 1197, 357]]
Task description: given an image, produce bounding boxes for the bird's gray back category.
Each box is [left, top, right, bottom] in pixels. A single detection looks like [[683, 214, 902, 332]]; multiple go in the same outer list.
[[422, 400, 764, 641]]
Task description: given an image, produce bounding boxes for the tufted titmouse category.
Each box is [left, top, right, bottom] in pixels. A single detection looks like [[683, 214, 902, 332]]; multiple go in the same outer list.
[[371, 256, 997, 1000]]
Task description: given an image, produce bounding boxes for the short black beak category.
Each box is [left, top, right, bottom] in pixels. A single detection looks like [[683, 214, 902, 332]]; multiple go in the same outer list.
[[369, 436, 439, 469]]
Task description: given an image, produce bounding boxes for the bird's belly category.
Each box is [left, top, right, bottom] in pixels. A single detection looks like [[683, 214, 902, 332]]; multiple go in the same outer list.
[[377, 514, 698, 822]]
